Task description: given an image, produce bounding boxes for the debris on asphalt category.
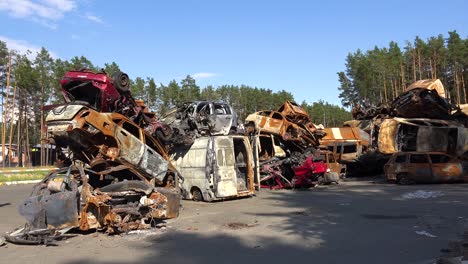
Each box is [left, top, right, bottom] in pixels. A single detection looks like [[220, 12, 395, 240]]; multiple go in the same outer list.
[[401, 190, 444, 200], [415, 230, 437, 238]]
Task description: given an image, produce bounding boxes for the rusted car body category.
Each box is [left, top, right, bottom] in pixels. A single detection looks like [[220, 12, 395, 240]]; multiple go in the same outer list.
[[5, 104, 182, 244], [351, 79, 453, 120], [319, 149, 346, 176], [277, 101, 310, 124], [6, 165, 180, 245], [245, 110, 320, 145], [320, 127, 370, 163], [170, 135, 258, 201], [384, 152, 468, 184], [377, 118, 467, 155]]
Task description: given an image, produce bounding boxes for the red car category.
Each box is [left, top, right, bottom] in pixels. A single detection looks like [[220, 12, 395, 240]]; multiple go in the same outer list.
[[60, 69, 143, 115]]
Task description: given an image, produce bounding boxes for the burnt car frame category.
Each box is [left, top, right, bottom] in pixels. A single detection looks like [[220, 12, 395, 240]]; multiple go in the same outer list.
[[156, 101, 239, 145], [244, 110, 319, 145], [384, 152, 468, 184]]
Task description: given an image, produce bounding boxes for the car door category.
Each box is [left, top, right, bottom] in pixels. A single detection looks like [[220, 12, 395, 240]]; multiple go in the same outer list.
[[210, 103, 233, 135], [115, 121, 145, 167], [265, 112, 285, 134], [141, 134, 169, 183], [429, 154, 462, 182], [408, 153, 432, 182], [213, 136, 238, 198]]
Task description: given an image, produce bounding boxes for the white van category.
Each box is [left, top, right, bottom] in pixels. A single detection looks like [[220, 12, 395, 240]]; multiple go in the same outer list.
[[171, 135, 259, 201]]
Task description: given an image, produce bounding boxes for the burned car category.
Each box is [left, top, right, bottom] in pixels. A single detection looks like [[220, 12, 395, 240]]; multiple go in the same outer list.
[[391, 79, 451, 119], [377, 118, 467, 156], [155, 101, 239, 146], [277, 101, 311, 124], [6, 165, 180, 245], [384, 152, 468, 184], [170, 135, 258, 201], [245, 110, 320, 146], [4, 104, 182, 244], [59, 69, 154, 128]]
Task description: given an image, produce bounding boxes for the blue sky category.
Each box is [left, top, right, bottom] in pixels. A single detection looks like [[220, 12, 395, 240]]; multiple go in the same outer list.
[[0, 0, 466, 107]]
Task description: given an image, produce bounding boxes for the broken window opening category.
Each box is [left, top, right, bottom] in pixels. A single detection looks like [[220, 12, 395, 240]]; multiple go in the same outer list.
[[63, 81, 102, 111], [410, 154, 428, 163], [429, 154, 450, 163], [234, 138, 249, 191], [398, 124, 418, 151], [122, 122, 140, 139]]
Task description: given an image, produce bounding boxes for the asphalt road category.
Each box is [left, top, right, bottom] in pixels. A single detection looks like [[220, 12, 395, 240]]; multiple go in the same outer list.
[[1, 179, 467, 264]]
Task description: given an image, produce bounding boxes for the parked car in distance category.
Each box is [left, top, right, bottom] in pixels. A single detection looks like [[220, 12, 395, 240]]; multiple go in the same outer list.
[[384, 152, 468, 184]]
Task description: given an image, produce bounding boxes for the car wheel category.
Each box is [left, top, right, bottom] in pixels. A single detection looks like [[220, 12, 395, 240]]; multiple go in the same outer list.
[[191, 188, 203, 202], [112, 71, 130, 93], [155, 128, 172, 143], [397, 174, 412, 185]]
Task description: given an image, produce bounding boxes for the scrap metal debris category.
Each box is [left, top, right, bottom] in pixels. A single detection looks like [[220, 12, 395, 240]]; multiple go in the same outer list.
[[415, 230, 437, 238]]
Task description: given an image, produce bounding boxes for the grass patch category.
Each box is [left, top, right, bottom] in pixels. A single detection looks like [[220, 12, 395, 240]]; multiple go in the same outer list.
[[0, 171, 48, 182]]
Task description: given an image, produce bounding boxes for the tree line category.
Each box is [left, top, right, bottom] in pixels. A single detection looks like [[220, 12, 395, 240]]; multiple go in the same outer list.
[[0, 42, 351, 165], [338, 31, 468, 107]]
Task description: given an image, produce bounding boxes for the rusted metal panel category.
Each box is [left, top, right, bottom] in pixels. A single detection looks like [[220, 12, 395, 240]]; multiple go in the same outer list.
[[378, 119, 400, 154]]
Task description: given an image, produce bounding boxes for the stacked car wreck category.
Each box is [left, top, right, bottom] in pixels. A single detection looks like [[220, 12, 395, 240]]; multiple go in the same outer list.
[[154, 100, 257, 201], [347, 79, 468, 183], [244, 101, 332, 189], [6, 70, 181, 244]]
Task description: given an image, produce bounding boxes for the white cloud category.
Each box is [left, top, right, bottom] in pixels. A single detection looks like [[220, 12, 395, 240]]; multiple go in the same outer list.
[[0, 35, 58, 59], [192, 72, 217, 79], [0, 0, 76, 27], [85, 13, 103, 24]]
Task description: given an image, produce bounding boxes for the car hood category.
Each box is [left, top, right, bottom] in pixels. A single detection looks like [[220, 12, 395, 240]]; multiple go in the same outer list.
[[46, 104, 86, 122]]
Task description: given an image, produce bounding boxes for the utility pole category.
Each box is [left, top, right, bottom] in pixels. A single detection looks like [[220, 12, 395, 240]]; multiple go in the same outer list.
[[321, 104, 326, 127], [2, 52, 11, 167]]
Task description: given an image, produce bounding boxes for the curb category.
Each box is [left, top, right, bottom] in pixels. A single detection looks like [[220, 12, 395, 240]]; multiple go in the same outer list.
[[0, 180, 42, 186], [0, 168, 57, 174]]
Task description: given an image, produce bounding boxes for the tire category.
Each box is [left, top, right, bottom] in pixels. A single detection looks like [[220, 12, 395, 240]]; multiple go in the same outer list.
[[397, 173, 413, 185], [155, 129, 172, 143], [112, 71, 130, 93], [191, 188, 203, 202]]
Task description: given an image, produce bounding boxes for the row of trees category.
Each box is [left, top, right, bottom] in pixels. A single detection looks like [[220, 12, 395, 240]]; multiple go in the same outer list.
[[338, 31, 468, 107], [0, 43, 350, 166]]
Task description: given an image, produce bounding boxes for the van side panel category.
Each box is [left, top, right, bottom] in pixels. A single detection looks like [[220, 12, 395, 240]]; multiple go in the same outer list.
[[171, 138, 210, 198]]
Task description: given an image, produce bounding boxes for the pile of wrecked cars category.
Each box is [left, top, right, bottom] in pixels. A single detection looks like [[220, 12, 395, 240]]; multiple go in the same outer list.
[[6, 69, 181, 245], [347, 79, 468, 183], [244, 101, 338, 189]]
